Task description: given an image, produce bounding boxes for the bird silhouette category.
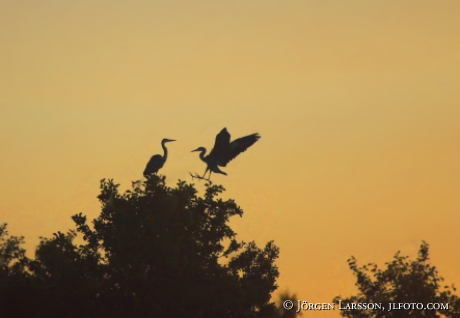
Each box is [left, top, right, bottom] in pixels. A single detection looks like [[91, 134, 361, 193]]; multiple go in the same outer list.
[[190, 128, 260, 180], [143, 138, 176, 177]]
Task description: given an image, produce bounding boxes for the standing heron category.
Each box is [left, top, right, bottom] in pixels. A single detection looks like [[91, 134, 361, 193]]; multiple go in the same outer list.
[[190, 128, 260, 180], [143, 138, 176, 177]]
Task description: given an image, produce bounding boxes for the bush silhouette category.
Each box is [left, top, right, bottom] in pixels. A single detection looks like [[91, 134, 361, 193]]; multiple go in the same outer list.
[[0, 176, 280, 318], [334, 242, 460, 318]]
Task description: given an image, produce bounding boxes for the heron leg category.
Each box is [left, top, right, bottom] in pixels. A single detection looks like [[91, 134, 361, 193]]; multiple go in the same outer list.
[[201, 168, 208, 178]]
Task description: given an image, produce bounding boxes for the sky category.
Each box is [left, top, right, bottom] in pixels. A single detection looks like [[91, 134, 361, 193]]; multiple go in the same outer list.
[[1, 0, 459, 316]]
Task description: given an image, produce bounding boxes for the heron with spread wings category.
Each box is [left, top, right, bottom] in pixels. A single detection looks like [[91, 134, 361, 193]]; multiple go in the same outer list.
[[190, 128, 260, 180], [143, 138, 176, 177]]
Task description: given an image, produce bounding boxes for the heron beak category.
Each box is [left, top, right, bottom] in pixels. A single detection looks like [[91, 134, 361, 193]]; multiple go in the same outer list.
[[191, 148, 199, 152], [167, 139, 176, 142]]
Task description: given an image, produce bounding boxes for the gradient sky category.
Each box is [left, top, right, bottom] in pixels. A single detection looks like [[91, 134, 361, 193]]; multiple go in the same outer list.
[[1, 1, 459, 316]]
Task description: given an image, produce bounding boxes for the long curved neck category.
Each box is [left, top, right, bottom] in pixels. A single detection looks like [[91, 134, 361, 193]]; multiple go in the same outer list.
[[199, 148, 207, 162], [161, 141, 168, 160]]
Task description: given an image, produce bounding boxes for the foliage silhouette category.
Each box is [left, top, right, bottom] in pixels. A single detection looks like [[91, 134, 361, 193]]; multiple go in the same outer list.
[[0, 175, 281, 318], [334, 242, 460, 318], [0, 223, 36, 317]]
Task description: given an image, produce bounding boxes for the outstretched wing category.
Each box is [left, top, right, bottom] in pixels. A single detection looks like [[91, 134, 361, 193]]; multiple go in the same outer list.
[[208, 128, 231, 165], [221, 132, 260, 166]]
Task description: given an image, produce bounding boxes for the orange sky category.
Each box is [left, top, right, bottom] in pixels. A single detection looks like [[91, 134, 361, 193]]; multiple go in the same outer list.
[[1, 1, 459, 316]]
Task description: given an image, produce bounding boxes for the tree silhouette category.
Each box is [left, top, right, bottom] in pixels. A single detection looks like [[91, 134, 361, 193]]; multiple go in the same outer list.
[[0, 175, 281, 318], [0, 223, 36, 317], [334, 242, 460, 318]]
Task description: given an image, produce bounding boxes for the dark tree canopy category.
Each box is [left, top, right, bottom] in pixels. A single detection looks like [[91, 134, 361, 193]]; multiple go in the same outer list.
[[334, 242, 460, 318], [0, 176, 280, 318]]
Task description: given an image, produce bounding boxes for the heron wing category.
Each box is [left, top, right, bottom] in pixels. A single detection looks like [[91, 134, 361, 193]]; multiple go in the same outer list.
[[208, 128, 231, 166], [143, 154, 164, 176], [220, 133, 260, 166]]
